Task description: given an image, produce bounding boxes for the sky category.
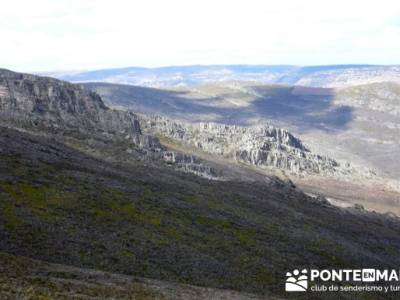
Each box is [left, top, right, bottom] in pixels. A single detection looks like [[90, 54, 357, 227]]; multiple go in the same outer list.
[[0, 0, 399, 72]]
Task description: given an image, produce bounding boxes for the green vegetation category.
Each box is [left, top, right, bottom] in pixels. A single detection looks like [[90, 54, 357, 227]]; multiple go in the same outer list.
[[1, 129, 400, 300], [0, 252, 167, 300]]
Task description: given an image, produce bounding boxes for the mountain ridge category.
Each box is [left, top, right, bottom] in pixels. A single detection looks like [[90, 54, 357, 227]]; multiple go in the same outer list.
[[139, 115, 362, 178], [85, 80, 400, 178], [0, 69, 365, 181], [42, 64, 400, 88]]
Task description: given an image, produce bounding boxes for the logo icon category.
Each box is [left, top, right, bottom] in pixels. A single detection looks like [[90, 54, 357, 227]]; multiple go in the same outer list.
[[285, 269, 308, 292], [362, 269, 376, 282]]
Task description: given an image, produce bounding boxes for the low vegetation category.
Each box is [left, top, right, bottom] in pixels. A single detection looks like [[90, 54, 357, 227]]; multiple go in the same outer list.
[[1, 127, 400, 299]]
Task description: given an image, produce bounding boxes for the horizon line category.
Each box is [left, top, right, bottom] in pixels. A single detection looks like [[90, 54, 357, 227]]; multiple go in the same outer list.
[[30, 63, 400, 74]]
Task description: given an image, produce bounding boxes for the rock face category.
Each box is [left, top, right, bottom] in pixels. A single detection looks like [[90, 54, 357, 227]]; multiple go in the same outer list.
[[0, 69, 142, 141], [162, 151, 222, 180], [0, 69, 372, 180], [0, 69, 223, 179], [140, 115, 358, 177]]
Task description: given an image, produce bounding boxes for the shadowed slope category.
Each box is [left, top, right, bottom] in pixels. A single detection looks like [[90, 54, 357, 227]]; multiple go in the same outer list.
[[1, 126, 400, 299], [85, 82, 354, 132]]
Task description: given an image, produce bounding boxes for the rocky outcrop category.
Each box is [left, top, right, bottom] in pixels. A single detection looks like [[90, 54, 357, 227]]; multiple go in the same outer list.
[[0, 69, 225, 179], [140, 115, 358, 177], [0, 69, 143, 142], [0, 69, 372, 180], [162, 151, 223, 180]]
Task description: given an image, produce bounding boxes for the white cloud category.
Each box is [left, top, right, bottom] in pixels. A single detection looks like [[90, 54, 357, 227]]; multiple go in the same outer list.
[[0, 0, 399, 71]]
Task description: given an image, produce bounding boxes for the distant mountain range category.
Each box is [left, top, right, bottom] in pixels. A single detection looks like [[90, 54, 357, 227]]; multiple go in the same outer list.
[[42, 64, 400, 88]]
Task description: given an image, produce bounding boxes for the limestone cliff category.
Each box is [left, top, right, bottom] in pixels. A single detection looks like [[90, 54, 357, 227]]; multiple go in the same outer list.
[[0, 69, 221, 179], [140, 115, 362, 177], [0, 69, 142, 141]]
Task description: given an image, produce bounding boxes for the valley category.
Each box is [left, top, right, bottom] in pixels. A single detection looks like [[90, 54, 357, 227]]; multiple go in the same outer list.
[[2, 0, 400, 298], [85, 80, 400, 215], [0, 67, 399, 299]]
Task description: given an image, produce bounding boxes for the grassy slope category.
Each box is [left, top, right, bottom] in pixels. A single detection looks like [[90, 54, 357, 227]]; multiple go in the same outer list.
[[0, 251, 269, 300], [1, 127, 400, 299]]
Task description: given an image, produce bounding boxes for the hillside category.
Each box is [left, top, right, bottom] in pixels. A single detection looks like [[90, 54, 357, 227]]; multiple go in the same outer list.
[[0, 252, 267, 300], [86, 81, 400, 179], [2, 123, 400, 300], [1, 70, 400, 299], [85, 81, 400, 214]]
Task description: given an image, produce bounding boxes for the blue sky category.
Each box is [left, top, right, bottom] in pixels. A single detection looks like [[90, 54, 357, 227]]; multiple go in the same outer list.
[[1, 0, 399, 72]]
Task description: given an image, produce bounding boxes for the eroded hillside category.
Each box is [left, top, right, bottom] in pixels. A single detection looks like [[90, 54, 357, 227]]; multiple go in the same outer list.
[[1, 70, 400, 300]]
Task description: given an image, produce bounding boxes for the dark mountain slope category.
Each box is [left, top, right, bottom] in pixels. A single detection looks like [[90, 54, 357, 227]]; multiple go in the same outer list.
[[0, 251, 267, 300], [83, 82, 350, 130], [1, 126, 400, 299]]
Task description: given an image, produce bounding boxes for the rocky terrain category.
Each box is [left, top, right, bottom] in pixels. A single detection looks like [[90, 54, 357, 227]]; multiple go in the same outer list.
[[0, 69, 153, 148], [87, 80, 400, 214], [140, 115, 359, 178], [2, 120, 400, 300], [87, 81, 400, 179], [1, 68, 362, 181], [1, 69, 400, 299], [0, 69, 224, 180], [44, 65, 400, 88]]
